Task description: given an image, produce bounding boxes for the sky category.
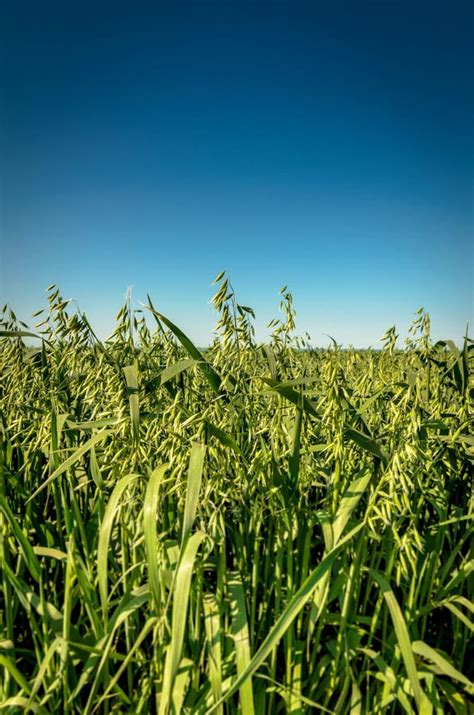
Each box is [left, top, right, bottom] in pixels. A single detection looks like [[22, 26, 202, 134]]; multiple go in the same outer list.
[[1, 0, 473, 346]]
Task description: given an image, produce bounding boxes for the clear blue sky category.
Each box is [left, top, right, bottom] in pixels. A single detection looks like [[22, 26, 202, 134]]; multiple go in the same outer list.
[[2, 1, 473, 346]]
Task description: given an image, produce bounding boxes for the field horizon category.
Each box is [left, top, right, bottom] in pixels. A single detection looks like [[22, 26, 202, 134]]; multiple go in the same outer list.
[[2, 276, 471, 353]]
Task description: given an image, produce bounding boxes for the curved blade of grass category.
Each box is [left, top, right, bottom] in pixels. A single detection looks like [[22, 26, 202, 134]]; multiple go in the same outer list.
[[82, 591, 150, 714], [208, 523, 363, 713], [370, 571, 429, 712], [261, 377, 320, 418], [66, 417, 122, 431], [91, 617, 158, 714], [0, 653, 32, 693], [358, 647, 414, 714], [171, 657, 194, 714], [229, 572, 255, 715], [33, 546, 68, 561], [89, 444, 104, 490], [159, 530, 206, 715], [160, 358, 195, 386], [0, 329, 48, 342], [0, 697, 41, 712], [412, 641, 473, 693], [203, 419, 245, 459], [332, 469, 371, 546], [1, 561, 65, 636], [0, 494, 41, 581], [444, 602, 474, 632], [146, 303, 223, 395], [98, 474, 138, 619], [203, 594, 223, 713], [345, 428, 388, 463], [182, 443, 206, 544], [28, 637, 62, 705], [27, 429, 110, 503], [144, 463, 168, 612]]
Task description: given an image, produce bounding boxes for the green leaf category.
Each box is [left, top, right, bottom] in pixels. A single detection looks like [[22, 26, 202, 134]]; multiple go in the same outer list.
[[370, 571, 429, 712], [203, 594, 223, 713], [160, 358, 195, 386], [146, 303, 223, 395], [182, 443, 206, 544], [261, 377, 320, 418], [144, 464, 169, 612], [204, 419, 245, 458], [208, 523, 363, 713], [98, 474, 139, 619], [358, 647, 415, 714], [33, 546, 68, 561], [0, 329, 46, 341], [332, 469, 371, 547], [345, 428, 388, 463], [0, 495, 41, 581], [27, 429, 110, 503], [92, 617, 158, 711], [123, 365, 140, 444], [159, 531, 206, 715], [229, 572, 255, 715], [0, 653, 32, 694], [412, 641, 473, 693]]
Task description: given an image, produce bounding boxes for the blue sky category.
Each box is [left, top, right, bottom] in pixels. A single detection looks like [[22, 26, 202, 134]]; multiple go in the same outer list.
[[2, 1, 473, 346]]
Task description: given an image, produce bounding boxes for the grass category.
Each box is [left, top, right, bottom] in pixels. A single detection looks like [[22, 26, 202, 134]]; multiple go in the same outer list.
[[0, 275, 472, 713]]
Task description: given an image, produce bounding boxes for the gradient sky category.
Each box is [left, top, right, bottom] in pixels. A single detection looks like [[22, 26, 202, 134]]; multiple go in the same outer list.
[[2, 0, 473, 346]]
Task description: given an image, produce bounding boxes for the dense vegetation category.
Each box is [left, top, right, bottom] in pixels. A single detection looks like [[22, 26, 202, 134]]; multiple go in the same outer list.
[[1, 276, 472, 714]]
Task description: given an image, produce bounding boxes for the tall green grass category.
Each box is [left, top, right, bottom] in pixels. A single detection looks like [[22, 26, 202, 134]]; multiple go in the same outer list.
[[0, 277, 472, 713]]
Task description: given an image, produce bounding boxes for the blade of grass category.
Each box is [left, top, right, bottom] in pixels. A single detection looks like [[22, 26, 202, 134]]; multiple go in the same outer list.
[[146, 303, 223, 395], [182, 443, 206, 545], [98, 474, 138, 619], [370, 571, 430, 713], [123, 365, 140, 444], [159, 531, 206, 715], [143, 463, 168, 613], [208, 523, 363, 713], [27, 429, 110, 503], [229, 572, 255, 715]]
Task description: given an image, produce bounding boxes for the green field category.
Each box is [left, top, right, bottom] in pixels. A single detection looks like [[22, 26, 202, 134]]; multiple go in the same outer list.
[[1, 276, 472, 714]]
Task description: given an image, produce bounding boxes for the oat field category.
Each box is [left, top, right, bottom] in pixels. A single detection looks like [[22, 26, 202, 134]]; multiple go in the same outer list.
[[0, 275, 472, 713]]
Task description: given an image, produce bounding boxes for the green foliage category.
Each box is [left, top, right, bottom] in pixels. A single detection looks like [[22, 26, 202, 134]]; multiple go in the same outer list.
[[0, 284, 472, 713]]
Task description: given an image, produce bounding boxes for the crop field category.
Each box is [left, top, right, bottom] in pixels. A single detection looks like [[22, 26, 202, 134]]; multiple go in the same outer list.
[[0, 275, 473, 714]]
